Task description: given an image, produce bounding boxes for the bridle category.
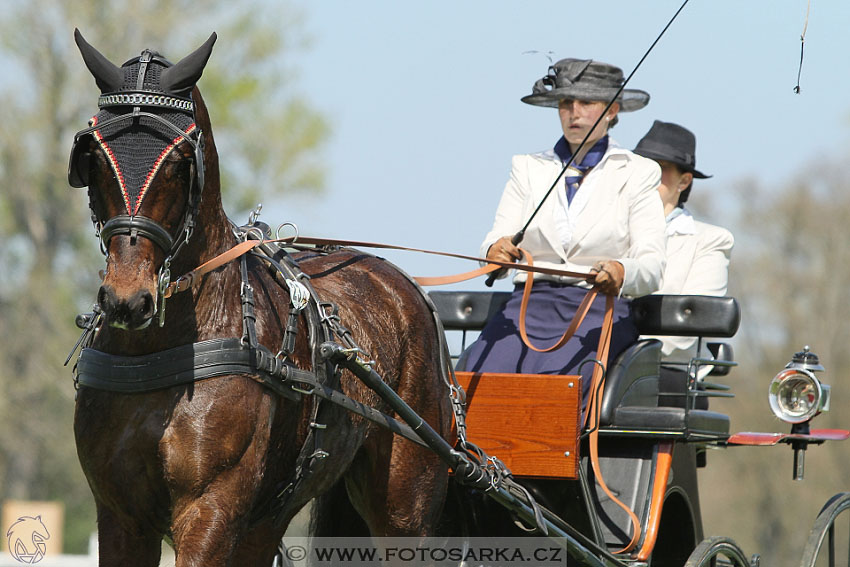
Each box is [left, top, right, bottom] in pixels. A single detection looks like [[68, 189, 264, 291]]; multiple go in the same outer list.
[[68, 49, 206, 325]]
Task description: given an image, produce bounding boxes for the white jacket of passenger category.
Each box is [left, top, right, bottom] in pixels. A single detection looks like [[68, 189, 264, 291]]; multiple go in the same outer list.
[[644, 207, 734, 364], [481, 140, 666, 298]]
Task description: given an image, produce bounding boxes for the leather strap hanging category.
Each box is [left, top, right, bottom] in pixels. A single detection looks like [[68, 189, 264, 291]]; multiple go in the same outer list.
[[504, 251, 641, 553], [514, 249, 598, 353], [585, 293, 643, 554]]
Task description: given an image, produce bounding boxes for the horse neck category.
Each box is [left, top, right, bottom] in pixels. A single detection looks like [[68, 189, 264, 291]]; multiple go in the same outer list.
[[172, 89, 237, 277]]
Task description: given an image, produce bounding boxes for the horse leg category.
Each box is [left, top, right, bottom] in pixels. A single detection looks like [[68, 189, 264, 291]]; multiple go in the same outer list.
[[170, 480, 265, 567], [311, 478, 370, 537], [95, 505, 161, 567], [166, 391, 278, 566], [347, 428, 449, 538], [228, 518, 285, 567]]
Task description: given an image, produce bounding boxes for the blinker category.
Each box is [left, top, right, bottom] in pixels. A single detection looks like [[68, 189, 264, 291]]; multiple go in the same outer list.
[[68, 132, 93, 188]]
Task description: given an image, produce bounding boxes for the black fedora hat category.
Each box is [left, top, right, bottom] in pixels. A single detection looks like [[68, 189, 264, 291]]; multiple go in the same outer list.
[[633, 120, 710, 178], [521, 58, 650, 112]]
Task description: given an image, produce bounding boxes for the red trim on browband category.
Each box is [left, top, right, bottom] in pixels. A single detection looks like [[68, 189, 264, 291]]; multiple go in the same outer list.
[[91, 116, 132, 215], [134, 123, 197, 215]]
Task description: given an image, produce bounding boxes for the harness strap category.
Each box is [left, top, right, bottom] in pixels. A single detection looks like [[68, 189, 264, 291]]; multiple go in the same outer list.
[[74, 338, 428, 448], [240, 253, 258, 348], [163, 239, 262, 298], [77, 338, 293, 399]]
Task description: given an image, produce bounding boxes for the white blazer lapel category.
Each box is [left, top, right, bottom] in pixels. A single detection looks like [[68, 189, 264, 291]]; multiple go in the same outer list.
[[568, 157, 627, 246], [527, 156, 572, 263]]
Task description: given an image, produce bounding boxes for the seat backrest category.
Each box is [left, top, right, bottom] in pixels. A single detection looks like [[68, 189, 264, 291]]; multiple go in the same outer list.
[[631, 295, 740, 337], [599, 339, 661, 426], [429, 291, 511, 330]]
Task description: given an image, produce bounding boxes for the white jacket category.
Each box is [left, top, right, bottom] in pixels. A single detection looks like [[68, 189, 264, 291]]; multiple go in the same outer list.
[[481, 140, 666, 298], [645, 207, 734, 363]]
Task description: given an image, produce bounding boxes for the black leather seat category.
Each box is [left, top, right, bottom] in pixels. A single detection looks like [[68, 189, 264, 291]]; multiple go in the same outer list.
[[598, 339, 661, 426], [630, 295, 740, 338], [429, 291, 511, 330], [610, 406, 730, 437]]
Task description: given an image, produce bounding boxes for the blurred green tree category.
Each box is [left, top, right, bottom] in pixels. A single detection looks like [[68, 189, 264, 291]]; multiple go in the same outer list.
[[0, 0, 328, 553]]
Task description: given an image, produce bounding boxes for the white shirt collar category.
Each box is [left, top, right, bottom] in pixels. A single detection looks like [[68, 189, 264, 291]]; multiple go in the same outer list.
[[666, 206, 696, 236]]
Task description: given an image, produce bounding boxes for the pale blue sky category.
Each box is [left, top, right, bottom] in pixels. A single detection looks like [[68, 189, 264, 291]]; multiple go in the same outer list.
[[263, 1, 850, 292]]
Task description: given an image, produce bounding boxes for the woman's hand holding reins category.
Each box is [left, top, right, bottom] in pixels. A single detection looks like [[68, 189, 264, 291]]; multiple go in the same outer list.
[[587, 260, 624, 295], [487, 235, 523, 264]]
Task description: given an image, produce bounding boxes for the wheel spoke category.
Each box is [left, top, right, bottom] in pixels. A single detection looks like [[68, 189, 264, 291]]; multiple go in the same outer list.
[[828, 523, 834, 567]]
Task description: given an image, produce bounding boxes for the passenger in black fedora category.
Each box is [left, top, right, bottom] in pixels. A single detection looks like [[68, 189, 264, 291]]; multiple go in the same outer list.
[[633, 120, 734, 389], [462, 58, 666, 416]]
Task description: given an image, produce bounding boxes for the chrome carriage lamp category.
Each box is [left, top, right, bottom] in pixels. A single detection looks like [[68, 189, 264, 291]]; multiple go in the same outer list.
[[768, 346, 830, 424], [768, 346, 833, 480]]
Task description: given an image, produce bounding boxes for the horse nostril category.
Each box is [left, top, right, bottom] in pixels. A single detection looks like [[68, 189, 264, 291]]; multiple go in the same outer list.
[[140, 293, 154, 317], [97, 285, 116, 313], [128, 290, 155, 320]]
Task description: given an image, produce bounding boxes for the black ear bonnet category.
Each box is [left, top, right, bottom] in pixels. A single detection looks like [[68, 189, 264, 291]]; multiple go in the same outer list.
[[69, 31, 215, 217]]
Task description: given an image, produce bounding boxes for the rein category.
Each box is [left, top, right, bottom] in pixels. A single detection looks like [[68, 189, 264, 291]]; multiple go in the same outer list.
[[160, 234, 594, 299]]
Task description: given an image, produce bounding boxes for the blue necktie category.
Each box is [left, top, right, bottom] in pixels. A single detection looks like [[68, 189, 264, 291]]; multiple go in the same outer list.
[[565, 165, 587, 204], [556, 136, 609, 205]]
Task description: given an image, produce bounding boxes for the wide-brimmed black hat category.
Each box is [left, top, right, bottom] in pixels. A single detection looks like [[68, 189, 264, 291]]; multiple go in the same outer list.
[[633, 120, 710, 178], [521, 58, 650, 111]]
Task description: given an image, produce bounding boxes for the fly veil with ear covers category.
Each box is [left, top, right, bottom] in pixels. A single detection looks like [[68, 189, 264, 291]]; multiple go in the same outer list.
[[68, 29, 216, 260]]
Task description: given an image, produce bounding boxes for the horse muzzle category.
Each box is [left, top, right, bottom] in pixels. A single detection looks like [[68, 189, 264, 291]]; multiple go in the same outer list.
[[97, 283, 156, 330]]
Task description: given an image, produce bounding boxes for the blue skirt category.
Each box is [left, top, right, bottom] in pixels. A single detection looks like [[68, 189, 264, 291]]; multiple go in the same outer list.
[[461, 283, 638, 413]]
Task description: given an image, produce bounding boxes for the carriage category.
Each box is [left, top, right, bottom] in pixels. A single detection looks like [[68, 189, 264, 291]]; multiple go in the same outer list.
[[424, 288, 850, 567], [65, 31, 850, 567]]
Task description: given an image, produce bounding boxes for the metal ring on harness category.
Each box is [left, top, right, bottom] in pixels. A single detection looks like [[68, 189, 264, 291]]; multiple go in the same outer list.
[[276, 222, 299, 242]]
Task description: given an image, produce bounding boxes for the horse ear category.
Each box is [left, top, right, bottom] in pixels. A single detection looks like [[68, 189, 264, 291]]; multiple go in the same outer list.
[[74, 28, 124, 93], [160, 33, 217, 98]]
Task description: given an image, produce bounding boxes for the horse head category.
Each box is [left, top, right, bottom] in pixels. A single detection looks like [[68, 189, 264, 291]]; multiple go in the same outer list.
[[69, 30, 217, 330]]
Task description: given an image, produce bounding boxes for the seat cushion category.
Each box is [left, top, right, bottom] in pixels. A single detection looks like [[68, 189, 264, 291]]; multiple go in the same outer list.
[[611, 406, 730, 436]]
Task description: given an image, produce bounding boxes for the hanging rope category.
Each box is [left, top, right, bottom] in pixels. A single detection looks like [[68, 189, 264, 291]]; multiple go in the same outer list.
[[794, 0, 811, 94]]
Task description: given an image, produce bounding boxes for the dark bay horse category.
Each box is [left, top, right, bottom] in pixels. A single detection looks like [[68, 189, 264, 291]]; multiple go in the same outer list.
[[68, 30, 450, 566]]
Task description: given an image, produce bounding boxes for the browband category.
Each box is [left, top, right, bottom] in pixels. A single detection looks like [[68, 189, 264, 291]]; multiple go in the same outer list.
[[98, 92, 193, 113]]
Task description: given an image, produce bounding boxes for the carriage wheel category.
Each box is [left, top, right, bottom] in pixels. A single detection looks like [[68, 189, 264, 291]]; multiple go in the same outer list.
[[684, 536, 751, 567], [800, 492, 850, 567]]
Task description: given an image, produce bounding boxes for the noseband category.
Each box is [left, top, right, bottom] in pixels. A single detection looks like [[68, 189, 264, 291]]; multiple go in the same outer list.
[[69, 49, 206, 325]]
